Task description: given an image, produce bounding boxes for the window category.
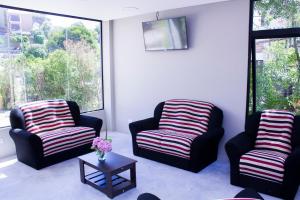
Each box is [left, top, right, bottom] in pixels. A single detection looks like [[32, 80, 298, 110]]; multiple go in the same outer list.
[[9, 14, 20, 22], [10, 23, 20, 32], [248, 0, 300, 115], [253, 0, 300, 30], [0, 6, 103, 127]]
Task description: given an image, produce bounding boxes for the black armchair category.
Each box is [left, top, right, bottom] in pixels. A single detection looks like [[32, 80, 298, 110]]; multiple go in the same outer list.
[[226, 111, 300, 199], [9, 100, 103, 169], [129, 99, 224, 172]]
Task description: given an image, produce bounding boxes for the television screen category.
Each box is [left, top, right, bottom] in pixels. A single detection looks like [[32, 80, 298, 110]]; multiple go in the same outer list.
[[142, 17, 188, 51]]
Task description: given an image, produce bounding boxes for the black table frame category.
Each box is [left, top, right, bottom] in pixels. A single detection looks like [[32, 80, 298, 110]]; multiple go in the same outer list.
[[79, 153, 136, 199]]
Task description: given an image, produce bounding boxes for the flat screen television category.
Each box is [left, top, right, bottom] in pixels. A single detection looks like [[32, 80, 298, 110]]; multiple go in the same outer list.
[[142, 16, 188, 51]]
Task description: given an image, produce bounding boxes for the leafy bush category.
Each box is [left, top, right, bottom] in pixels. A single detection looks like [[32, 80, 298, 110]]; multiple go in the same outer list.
[[24, 44, 47, 58]]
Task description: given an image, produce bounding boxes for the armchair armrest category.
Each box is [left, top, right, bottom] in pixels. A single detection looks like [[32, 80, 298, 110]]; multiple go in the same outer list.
[[225, 132, 255, 161], [225, 132, 255, 184], [78, 115, 103, 136], [284, 147, 300, 184], [129, 117, 159, 155], [190, 127, 224, 165], [9, 129, 43, 169], [10, 129, 42, 148], [191, 127, 224, 150], [129, 117, 159, 135]]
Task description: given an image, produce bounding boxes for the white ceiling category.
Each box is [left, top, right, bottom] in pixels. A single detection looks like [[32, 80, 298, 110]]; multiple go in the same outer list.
[[0, 0, 231, 21]]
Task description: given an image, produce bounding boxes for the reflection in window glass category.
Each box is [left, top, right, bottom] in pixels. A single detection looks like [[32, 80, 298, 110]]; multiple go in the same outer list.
[[255, 38, 300, 113], [10, 24, 20, 32], [10, 15, 20, 22], [253, 0, 300, 30], [0, 7, 103, 127]]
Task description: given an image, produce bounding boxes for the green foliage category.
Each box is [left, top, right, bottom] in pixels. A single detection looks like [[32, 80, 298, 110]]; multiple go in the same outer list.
[[64, 40, 101, 111], [256, 0, 300, 27], [43, 50, 69, 99], [32, 30, 45, 44], [40, 20, 52, 38], [10, 34, 29, 44], [252, 0, 300, 114], [46, 28, 65, 51], [24, 44, 47, 58], [256, 40, 299, 112], [68, 22, 98, 48], [0, 36, 5, 45], [0, 20, 102, 112], [46, 23, 99, 51], [0, 59, 12, 109]]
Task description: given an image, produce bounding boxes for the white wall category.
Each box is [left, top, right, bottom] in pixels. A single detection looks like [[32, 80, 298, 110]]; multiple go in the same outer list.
[[0, 127, 15, 158], [112, 0, 250, 160]]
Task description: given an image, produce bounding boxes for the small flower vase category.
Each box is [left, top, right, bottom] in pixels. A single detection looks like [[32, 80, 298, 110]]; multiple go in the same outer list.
[[96, 150, 106, 162]]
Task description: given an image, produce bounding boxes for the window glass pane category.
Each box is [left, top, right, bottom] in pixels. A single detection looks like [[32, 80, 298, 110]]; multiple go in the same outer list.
[[10, 24, 20, 32], [0, 7, 103, 127], [10, 15, 20, 22], [253, 0, 300, 30], [255, 37, 300, 113], [248, 57, 253, 115]]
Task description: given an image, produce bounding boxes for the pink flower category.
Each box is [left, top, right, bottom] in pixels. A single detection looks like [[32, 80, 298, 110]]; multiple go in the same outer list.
[[91, 137, 112, 153]]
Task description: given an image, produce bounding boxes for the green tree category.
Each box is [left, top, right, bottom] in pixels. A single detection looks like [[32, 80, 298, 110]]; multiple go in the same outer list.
[[64, 39, 101, 111], [46, 28, 65, 51], [24, 44, 47, 58], [0, 17, 101, 113], [32, 30, 45, 44], [254, 0, 300, 113], [40, 20, 52, 38], [46, 23, 99, 51], [256, 40, 298, 111], [68, 22, 98, 49], [9, 33, 30, 50]]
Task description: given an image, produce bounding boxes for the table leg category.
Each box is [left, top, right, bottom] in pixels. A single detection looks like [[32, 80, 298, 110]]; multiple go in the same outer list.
[[130, 164, 136, 187], [105, 172, 113, 198], [79, 160, 86, 183]]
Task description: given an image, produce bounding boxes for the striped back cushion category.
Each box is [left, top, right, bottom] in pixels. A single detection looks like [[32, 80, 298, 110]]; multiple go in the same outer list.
[[19, 99, 75, 134], [254, 110, 294, 155], [159, 99, 214, 136]]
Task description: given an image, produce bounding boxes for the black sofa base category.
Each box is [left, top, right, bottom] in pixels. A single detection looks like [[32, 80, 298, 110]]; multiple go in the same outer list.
[[17, 143, 93, 170], [231, 174, 298, 200], [134, 147, 217, 173]]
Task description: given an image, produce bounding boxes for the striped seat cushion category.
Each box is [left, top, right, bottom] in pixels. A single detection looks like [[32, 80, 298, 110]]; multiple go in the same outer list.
[[136, 129, 197, 159], [37, 126, 95, 157], [19, 99, 75, 134], [254, 110, 294, 155], [159, 99, 214, 136], [239, 150, 288, 183]]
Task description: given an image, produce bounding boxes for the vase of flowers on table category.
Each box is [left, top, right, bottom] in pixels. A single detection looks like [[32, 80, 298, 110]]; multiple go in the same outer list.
[[91, 136, 112, 162]]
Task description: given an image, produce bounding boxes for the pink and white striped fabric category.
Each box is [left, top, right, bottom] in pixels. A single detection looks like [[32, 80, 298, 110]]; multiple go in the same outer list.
[[254, 110, 294, 155], [239, 110, 294, 183], [19, 100, 75, 134], [37, 127, 95, 157], [239, 150, 288, 183], [159, 99, 214, 137], [136, 129, 197, 159]]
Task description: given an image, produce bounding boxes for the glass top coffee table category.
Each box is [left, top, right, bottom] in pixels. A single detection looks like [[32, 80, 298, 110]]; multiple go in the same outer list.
[[78, 152, 137, 199]]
